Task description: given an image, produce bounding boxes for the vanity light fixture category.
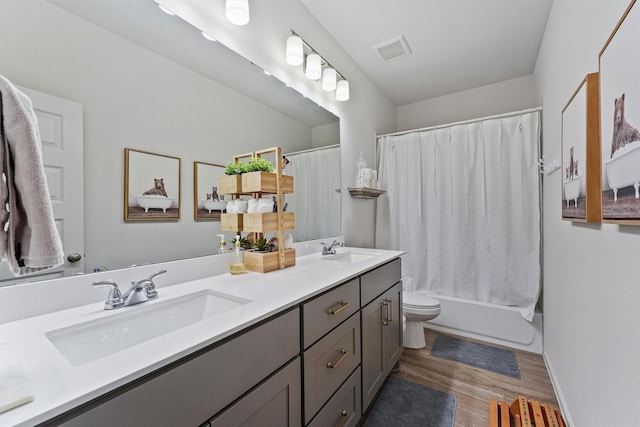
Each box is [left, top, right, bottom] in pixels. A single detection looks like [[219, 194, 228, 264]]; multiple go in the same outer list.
[[336, 79, 350, 101], [226, 0, 250, 26], [285, 30, 350, 101], [286, 35, 304, 66], [305, 53, 321, 80]]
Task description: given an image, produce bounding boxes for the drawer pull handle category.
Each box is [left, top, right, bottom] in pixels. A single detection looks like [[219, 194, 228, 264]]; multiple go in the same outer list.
[[338, 410, 351, 427], [386, 298, 393, 323], [327, 349, 349, 369], [327, 300, 349, 315]]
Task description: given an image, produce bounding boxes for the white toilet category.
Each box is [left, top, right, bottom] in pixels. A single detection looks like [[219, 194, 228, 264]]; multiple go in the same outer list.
[[403, 292, 441, 349]]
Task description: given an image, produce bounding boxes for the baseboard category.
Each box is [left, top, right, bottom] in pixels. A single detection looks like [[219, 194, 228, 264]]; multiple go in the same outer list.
[[543, 352, 574, 427]]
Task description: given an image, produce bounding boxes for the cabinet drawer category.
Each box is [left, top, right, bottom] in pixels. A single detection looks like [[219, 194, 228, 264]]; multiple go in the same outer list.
[[360, 258, 401, 306], [304, 313, 361, 423], [302, 278, 359, 349], [59, 308, 300, 427], [208, 357, 301, 427], [308, 366, 361, 427]]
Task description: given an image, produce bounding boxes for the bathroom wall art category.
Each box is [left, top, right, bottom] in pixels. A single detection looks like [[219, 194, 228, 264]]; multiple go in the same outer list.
[[561, 72, 602, 222], [124, 148, 181, 221], [599, 0, 640, 224], [193, 161, 226, 221]]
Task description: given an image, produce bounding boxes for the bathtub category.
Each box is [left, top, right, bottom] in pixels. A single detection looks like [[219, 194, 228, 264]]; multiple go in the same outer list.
[[421, 294, 543, 353], [135, 195, 174, 212], [563, 174, 582, 207], [605, 141, 640, 201], [202, 200, 227, 213]]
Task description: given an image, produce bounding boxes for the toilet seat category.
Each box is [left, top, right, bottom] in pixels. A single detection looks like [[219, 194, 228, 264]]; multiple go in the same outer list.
[[403, 292, 440, 309]]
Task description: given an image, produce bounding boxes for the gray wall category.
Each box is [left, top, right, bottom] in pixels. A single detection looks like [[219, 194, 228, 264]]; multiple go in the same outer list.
[[535, 1, 640, 426]]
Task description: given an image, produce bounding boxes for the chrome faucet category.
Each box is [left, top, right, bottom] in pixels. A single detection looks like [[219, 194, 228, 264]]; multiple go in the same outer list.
[[321, 240, 344, 255], [93, 269, 167, 310]]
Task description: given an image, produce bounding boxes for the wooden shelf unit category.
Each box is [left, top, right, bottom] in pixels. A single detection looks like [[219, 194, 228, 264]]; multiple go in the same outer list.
[[220, 147, 295, 273]]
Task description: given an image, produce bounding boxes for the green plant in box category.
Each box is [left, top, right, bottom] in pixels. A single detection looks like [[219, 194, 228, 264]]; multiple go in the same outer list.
[[253, 237, 270, 252], [248, 157, 274, 173], [225, 161, 250, 175]]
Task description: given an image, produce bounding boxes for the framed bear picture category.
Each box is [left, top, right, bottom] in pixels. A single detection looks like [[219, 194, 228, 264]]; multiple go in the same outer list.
[[561, 73, 602, 223], [599, 0, 640, 224], [124, 148, 181, 221], [193, 161, 226, 221]]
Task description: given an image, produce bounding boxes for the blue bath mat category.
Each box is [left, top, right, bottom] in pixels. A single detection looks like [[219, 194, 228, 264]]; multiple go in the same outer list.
[[363, 376, 456, 427], [430, 334, 521, 378]]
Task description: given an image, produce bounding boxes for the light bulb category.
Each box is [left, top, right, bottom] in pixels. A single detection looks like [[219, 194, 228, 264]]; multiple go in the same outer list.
[[322, 67, 337, 91], [305, 53, 321, 80], [336, 79, 350, 101], [226, 0, 249, 26], [286, 35, 304, 66]]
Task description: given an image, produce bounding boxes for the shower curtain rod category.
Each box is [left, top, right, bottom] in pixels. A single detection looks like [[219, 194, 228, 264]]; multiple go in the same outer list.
[[285, 144, 340, 156], [376, 106, 542, 139]]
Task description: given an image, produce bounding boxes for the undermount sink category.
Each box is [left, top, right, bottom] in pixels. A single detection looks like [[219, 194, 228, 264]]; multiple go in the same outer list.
[[46, 290, 251, 366], [323, 250, 378, 264]]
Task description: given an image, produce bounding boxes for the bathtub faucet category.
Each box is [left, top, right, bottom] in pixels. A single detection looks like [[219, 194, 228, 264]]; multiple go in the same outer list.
[[321, 240, 344, 255]]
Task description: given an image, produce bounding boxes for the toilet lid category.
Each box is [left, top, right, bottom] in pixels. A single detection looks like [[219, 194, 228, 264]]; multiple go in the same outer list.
[[403, 292, 440, 308]]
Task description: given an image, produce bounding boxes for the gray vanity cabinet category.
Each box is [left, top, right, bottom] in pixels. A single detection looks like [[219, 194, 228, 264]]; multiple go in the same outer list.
[[360, 259, 403, 412], [207, 357, 301, 427], [57, 308, 300, 427]]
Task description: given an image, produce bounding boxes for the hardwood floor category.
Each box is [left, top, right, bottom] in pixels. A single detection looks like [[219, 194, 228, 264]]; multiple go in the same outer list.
[[393, 328, 559, 426]]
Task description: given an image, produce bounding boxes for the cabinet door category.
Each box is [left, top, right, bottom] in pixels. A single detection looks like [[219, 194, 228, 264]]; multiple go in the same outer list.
[[209, 358, 301, 427], [361, 295, 385, 411], [383, 282, 403, 372]]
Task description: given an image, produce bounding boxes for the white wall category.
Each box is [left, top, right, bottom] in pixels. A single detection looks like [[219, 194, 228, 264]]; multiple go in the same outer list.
[[0, 0, 313, 271], [535, 1, 640, 426], [311, 122, 340, 148], [397, 75, 537, 131]]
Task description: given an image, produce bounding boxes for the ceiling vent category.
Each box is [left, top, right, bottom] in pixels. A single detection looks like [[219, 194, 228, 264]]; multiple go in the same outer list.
[[374, 35, 412, 62]]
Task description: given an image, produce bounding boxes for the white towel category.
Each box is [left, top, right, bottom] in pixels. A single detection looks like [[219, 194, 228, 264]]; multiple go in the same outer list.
[[0, 343, 34, 414], [0, 76, 64, 275]]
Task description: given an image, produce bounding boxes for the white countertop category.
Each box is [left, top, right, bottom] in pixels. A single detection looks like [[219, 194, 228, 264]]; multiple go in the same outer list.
[[0, 247, 403, 426]]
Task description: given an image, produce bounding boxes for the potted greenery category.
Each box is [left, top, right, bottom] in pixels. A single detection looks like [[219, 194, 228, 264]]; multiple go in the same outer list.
[[242, 157, 293, 193], [253, 237, 270, 252], [247, 157, 274, 172], [220, 161, 249, 194]]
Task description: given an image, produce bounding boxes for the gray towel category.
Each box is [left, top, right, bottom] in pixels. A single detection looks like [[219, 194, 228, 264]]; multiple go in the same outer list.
[[0, 76, 64, 275]]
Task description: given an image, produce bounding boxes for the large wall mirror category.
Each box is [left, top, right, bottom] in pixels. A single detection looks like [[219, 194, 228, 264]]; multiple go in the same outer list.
[[0, 0, 340, 286]]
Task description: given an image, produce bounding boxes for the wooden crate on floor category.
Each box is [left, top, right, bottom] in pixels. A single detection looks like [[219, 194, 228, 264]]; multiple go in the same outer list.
[[489, 396, 565, 427]]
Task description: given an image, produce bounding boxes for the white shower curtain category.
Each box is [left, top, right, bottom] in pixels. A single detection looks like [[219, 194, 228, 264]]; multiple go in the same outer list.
[[286, 146, 341, 242], [376, 111, 541, 320]]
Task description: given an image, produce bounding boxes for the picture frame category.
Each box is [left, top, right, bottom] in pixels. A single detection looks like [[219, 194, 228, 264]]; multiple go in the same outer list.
[[599, 0, 640, 224], [561, 72, 602, 222], [194, 161, 227, 221], [124, 148, 181, 221]]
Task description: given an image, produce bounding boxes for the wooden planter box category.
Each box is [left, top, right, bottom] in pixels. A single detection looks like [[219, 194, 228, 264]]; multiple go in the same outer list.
[[242, 172, 293, 194], [242, 212, 295, 232], [245, 248, 296, 273], [219, 175, 243, 195], [220, 213, 243, 231]]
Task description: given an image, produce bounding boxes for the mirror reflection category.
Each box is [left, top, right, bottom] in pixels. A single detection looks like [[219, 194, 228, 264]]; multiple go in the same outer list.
[[0, 0, 340, 286]]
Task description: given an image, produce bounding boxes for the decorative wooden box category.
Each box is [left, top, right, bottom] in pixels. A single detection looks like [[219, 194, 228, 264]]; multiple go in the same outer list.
[[220, 213, 243, 231], [242, 212, 295, 232], [219, 175, 243, 195], [242, 171, 293, 194], [245, 248, 296, 273]]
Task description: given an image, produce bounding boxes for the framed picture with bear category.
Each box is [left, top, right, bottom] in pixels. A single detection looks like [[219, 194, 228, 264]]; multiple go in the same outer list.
[[599, 0, 640, 224], [193, 161, 226, 221], [561, 73, 602, 223], [124, 148, 181, 221]]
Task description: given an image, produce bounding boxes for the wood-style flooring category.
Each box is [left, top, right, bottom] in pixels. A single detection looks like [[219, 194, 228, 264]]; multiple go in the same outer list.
[[393, 328, 559, 427]]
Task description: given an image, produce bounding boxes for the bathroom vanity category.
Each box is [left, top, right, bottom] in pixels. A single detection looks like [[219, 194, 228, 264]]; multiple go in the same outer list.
[[0, 247, 403, 427]]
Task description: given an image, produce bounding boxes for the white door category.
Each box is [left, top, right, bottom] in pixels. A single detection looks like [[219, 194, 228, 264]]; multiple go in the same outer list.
[[0, 87, 84, 285]]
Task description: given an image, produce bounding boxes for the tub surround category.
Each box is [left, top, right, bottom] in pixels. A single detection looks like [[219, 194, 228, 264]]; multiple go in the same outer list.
[[0, 246, 402, 427]]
